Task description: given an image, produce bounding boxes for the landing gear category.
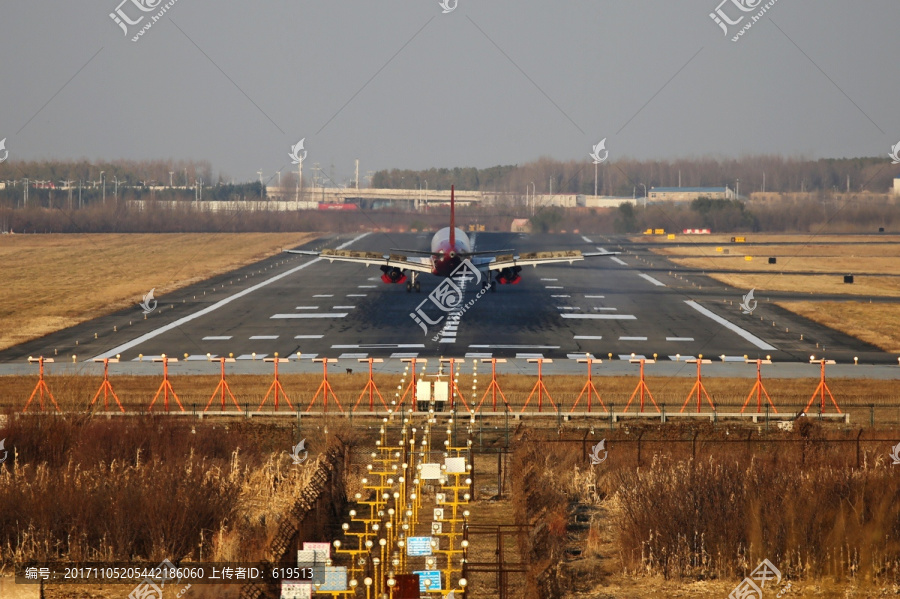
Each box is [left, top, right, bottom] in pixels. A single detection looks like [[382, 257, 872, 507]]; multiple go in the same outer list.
[[408, 271, 421, 293], [490, 281, 497, 292]]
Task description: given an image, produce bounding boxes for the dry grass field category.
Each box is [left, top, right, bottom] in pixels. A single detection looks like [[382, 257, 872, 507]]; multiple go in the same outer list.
[[643, 234, 900, 351], [0, 233, 318, 351]]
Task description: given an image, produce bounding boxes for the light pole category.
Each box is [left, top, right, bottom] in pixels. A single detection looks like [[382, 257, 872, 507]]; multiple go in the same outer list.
[[169, 171, 174, 187], [114, 176, 118, 202], [640, 183, 647, 208], [736, 178, 740, 200], [594, 161, 598, 197], [529, 181, 535, 216], [257, 170, 263, 199], [100, 171, 105, 205]]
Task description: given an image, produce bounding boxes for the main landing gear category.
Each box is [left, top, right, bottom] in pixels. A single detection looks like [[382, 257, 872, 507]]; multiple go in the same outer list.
[[482, 274, 497, 292], [406, 272, 421, 293]]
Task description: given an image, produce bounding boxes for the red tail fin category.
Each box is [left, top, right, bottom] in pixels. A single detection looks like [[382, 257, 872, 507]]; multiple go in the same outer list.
[[449, 185, 456, 249]]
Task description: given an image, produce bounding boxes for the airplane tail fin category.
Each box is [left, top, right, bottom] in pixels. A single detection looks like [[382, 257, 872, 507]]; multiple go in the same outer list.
[[449, 185, 456, 249]]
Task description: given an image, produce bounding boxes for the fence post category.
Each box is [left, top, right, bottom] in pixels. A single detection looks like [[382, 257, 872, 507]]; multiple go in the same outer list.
[[870, 404, 875, 427], [856, 429, 863, 468], [608, 403, 614, 430]]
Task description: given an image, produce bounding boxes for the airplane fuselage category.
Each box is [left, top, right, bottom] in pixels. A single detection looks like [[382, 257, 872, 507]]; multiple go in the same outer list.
[[429, 227, 471, 277]]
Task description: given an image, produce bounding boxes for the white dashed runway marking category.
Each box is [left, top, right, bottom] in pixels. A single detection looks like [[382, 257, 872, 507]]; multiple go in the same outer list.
[[557, 306, 581, 310], [584, 295, 605, 299], [619, 336, 648, 341], [545, 286, 564, 289], [295, 335, 324, 339], [202, 336, 232, 341], [249, 335, 279, 340], [550, 294, 570, 298], [313, 294, 333, 298], [296, 306, 319, 310], [574, 335, 603, 340], [666, 337, 695, 342], [610, 257, 627, 265], [561, 314, 635, 320], [469, 345, 560, 349], [541, 278, 558, 281], [347, 294, 367, 297], [638, 273, 666, 286], [333, 306, 356, 309], [358, 285, 377, 288], [331, 344, 425, 349], [581, 236, 593, 243], [593, 307, 617, 311]]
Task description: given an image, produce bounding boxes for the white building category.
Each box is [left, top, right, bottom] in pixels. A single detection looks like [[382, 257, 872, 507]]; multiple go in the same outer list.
[[894, 177, 900, 196]]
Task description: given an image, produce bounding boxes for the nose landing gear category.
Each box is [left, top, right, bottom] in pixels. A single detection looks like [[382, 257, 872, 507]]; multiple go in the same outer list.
[[406, 272, 422, 293]]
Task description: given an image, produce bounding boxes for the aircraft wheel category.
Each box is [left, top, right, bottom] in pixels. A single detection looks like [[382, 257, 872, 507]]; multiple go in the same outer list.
[[490, 281, 497, 292], [406, 282, 412, 293], [414, 281, 421, 293]]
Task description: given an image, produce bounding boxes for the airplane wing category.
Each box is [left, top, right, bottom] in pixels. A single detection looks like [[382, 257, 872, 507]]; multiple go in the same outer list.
[[472, 249, 620, 270], [284, 248, 433, 274]]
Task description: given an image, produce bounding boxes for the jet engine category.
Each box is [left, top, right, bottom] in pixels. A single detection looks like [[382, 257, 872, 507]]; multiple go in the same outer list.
[[380, 266, 407, 284], [495, 266, 522, 285]]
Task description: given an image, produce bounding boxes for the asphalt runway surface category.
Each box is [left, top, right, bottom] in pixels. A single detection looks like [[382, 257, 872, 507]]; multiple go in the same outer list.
[[1, 233, 892, 376]]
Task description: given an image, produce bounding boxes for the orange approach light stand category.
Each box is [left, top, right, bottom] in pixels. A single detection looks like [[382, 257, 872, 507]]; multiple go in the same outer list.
[[206, 357, 241, 412], [440, 357, 471, 411], [741, 359, 778, 414], [476, 358, 509, 412], [355, 358, 388, 412], [148, 355, 184, 412], [623, 359, 660, 413], [307, 358, 344, 413], [23, 357, 61, 412], [521, 359, 557, 413], [90, 357, 125, 412], [398, 358, 426, 409], [680, 357, 716, 413], [804, 359, 842, 414], [570, 357, 606, 413], [258, 354, 294, 411]]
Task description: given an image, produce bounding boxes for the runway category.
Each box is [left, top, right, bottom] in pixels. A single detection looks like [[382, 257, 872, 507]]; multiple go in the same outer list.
[[0, 233, 890, 368]]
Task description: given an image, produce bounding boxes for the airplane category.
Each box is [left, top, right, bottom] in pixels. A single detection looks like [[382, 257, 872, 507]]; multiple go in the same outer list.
[[284, 185, 618, 293]]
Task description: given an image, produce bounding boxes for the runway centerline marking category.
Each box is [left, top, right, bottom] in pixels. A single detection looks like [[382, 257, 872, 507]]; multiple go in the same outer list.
[[638, 273, 666, 286], [295, 335, 324, 339], [550, 294, 570, 298], [332, 344, 425, 349], [347, 294, 367, 297], [584, 295, 605, 299], [469, 344, 560, 349], [619, 336, 648, 341], [610, 257, 627, 266], [93, 233, 371, 359], [666, 336, 695, 342], [313, 294, 334, 298], [574, 335, 603, 340], [333, 306, 356, 309], [249, 335, 279, 340], [545, 286, 564, 289], [684, 300, 777, 351], [202, 336, 232, 341], [296, 306, 320, 310]]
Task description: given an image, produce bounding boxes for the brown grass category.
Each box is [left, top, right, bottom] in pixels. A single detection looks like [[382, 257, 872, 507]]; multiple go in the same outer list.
[[0, 416, 331, 567], [779, 301, 900, 353], [0, 232, 319, 351]]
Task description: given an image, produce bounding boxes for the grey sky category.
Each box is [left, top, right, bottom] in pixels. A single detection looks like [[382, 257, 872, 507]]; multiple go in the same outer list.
[[0, 1, 897, 186]]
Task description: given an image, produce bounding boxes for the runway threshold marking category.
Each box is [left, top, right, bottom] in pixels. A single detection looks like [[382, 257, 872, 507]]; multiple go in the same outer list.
[[638, 273, 666, 286], [684, 300, 776, 351], [93, 233, 370, 360]]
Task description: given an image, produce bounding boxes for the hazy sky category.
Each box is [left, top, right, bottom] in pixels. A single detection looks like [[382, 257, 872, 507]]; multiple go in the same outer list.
[[1, 1, 897, 186]]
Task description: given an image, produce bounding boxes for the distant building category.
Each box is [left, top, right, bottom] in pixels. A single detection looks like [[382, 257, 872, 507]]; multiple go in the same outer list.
[[577, 195, 637, 208], [894, 177, 900, 196], [648, 186, 735, 202]]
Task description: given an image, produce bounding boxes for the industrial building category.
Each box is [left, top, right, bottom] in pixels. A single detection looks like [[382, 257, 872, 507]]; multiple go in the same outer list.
[[648, 186, 735, 202]]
